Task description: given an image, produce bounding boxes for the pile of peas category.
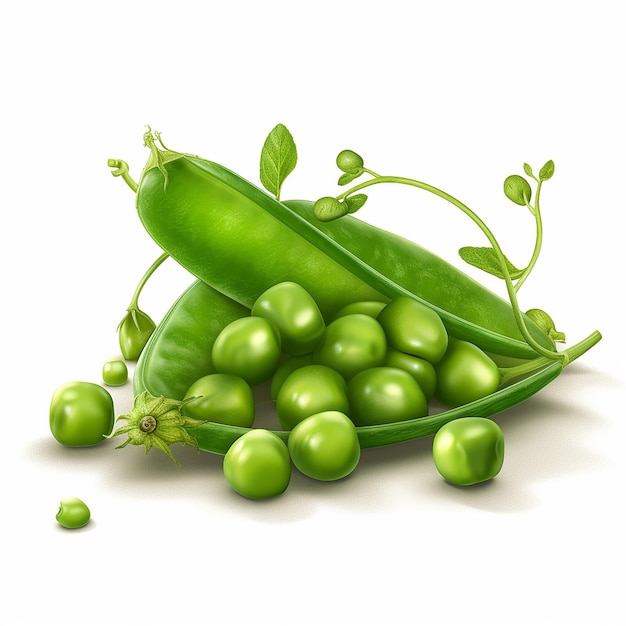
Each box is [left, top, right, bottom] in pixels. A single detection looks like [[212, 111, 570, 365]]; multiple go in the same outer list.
[[180, 281, 504, 498]]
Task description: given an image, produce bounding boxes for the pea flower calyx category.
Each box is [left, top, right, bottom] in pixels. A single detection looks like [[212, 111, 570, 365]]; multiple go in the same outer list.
[[109, 391, 204, 465]]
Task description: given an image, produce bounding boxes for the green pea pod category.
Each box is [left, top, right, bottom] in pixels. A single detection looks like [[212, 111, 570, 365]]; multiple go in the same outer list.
[[130, 278, 600, 457], [185, 361, 563, 454], [134, 132, 553, 360], [134, 280, 249, 399]]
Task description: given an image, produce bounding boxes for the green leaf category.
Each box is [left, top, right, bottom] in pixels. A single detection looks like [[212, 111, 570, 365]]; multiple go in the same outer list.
[[459, 246, 524, 280], [539, 160, 555, 181], [344, 194, 368, 213], [260, 123, 298, 200], [338, 172, 360, 186], [523, 163, 533, 177]]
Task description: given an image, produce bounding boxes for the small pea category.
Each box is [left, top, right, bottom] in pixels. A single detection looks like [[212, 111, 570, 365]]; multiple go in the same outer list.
[[102, 360, 128, 386], [56, 497, 91, 529]]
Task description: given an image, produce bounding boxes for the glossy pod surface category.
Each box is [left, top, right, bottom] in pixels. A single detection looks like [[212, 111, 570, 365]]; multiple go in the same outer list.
[[133, 280, 248, 399], [136, 152, 553, 359], [133, 279, 564, 455]]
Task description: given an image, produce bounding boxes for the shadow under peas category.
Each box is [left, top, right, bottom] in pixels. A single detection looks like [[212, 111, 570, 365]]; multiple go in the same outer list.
[[32, 361, 611, 520]]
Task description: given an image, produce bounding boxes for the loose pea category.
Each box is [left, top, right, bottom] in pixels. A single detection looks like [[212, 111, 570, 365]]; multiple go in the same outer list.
[[432, 417, 505, 486], [288, 411, 360, 481], [49, 382, 115, 447], [56, 497, 91, 529], [102, 360, 128, 386], [223, 430, 291, 499]]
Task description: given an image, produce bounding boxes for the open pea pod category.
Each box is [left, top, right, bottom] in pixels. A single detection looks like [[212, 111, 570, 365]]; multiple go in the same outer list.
[[130, 278, 599, 458], [185, 361, 563, 454], [132, 132, 553, 359], [133, 280, 248, 399]]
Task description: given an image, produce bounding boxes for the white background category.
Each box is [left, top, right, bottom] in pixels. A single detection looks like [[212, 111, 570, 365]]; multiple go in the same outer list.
[[2, 1, 624, 624]]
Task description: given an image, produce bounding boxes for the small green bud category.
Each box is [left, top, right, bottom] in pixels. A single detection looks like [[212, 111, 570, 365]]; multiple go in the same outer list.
[[525, 308, 566, 343], [503, 175, 532, 206], [313, 197, 349, 222], [118, 307, 156, 360], [336, 150, 364, 174]]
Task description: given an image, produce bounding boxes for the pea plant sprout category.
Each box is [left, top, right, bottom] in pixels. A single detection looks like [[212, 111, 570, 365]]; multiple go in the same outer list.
[[312, 148, 600, 376]]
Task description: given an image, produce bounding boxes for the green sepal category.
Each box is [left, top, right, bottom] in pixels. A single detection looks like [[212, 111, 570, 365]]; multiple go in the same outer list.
[[459, 246, 524, 280], [141, 128, 186, 188], [108, 391, 206, 465]]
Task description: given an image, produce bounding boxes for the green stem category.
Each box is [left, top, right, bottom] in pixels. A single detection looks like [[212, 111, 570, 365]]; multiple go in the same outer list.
[[339, 175, 565, 363], [514, 180, 544, 293], [108, 159, 138, 192], [499, 329, 601, 385], [127, 252, 170, 309]]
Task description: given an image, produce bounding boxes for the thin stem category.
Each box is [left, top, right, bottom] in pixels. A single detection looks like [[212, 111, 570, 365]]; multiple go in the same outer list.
[[127, 252, 170, 309], [338, 175, 565, 362], [499, 329, 601, 385], [514, 180, 544, 293]]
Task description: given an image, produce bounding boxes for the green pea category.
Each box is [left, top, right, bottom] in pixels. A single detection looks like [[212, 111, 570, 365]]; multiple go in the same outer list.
[[223, 429, 291, 499], [49, 382, 115, 447], [314, 313, 387, 380], [432, 417, 505, 486], [348, 367, 428, 426], [211, 316, 282, 386], [56, 497, 91, 529], [377, 297, 449, 364], [182, 373, 255, 427], [270, 354, 315, 401], [102, 360, 128, 386], [288, 411, 360, 481], [251, 281, 325, 355], [332, 300, 387, 321], [435, 338, 501, 408], [276, 364, 349, 430], [385, 349, 437, 400]]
